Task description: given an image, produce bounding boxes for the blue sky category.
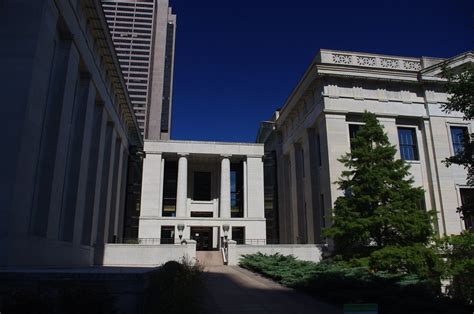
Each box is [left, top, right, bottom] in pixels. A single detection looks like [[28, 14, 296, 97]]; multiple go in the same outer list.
[[169, 0, 473, 142]]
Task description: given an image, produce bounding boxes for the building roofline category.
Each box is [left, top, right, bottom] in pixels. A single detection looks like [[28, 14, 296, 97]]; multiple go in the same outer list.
[[90, 0, 143, 147], [145, 139, 264, 147]]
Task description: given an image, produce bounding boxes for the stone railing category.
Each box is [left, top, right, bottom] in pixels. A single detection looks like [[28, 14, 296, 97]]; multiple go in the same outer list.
[[320, 50, 422, 71]]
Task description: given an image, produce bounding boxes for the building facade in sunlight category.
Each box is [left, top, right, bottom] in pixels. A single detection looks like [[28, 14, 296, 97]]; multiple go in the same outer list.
[[102, 0, 176, 140], [258, 49, 474, 244], [138, 140, 267, 250]]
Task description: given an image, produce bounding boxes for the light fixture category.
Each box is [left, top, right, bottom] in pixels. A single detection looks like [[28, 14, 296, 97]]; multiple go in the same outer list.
[[223, 224, 230, 240], [177, 224, 185, 242]]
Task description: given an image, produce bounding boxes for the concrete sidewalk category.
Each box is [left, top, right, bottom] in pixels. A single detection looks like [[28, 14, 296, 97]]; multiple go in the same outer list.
[[200, 266, 342, 314]]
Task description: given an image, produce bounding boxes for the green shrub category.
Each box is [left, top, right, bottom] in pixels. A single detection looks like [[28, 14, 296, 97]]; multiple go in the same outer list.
[[144, 257, 203, 314], [438, 232, 474, 307], [239, 253, 318, 285], [368, 245, 443, 280], [239, 253, 471, 314]]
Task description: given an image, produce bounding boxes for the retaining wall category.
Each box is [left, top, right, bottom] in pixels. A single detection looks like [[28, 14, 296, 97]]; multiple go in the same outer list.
[[227, 241, 324, 266], [102, 241, 196, 267]]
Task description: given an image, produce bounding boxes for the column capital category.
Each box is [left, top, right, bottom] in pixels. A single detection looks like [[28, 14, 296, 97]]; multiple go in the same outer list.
[[220, 154, 232, 159], [178, 153, 189, 157]]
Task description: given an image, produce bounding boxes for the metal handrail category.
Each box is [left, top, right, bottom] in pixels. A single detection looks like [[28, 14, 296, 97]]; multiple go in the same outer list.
[[232, 239, 280, 245]]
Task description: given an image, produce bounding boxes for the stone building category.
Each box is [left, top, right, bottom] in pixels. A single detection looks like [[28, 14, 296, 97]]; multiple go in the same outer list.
[[138, 140, 267, 250], [258, 49, 474, 244], [102, 0, 176, 140], [0, 0, 142, 266]]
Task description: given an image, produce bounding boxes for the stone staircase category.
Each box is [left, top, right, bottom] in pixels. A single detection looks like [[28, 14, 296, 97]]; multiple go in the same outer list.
[[196, 251, 223, 266]]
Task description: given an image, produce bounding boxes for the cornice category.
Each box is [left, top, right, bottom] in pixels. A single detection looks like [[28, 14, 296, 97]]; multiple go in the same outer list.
[[316, 64, 419, 82]]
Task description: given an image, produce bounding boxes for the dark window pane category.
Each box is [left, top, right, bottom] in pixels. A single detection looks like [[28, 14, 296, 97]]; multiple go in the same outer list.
[[231, 163, 243, 217], [460, 188, 474, 231], [190, 212, 213, 217], [349, 124, 362, 150], [162, 161, 177, 217], [451, 126, 468, 155], [398, 128, 419, 160], [193, 172, 211, 201], [160, 226, 175, 244], [317, 134, 322, 166], [232, 227, 245, 245]]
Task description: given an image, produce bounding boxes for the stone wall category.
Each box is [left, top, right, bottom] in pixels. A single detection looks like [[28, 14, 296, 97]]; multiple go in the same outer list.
[[102, 241, 197, 267], [227, 241, 324, 266]]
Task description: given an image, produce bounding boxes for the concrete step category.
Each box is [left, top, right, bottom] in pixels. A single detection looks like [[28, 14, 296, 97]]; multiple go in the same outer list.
[[196, 251, 223, 266]]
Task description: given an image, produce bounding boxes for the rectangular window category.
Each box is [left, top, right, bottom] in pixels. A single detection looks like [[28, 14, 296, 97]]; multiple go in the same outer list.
[[320, 194, 326, 228], [349, 124, 362, 150], [316, 134, 322, 166], [190, 211, 213, 218], [193, 172, 212, 201], [231, 163, 244, 217], [162, 161, 177, 217], [232, 227, 245, 245], [160, 226, 175, 244], [460, 188, 474, 231], [450, 126, 468, 155], [300, 148, 305, 177], [398, 128, 419, 161]]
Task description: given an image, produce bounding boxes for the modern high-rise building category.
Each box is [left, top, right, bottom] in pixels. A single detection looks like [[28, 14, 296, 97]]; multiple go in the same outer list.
[[102, 0, 176, 140]]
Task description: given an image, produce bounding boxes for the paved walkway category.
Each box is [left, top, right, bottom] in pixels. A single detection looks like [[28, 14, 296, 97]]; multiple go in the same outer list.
[[200, 265, 342, 314]]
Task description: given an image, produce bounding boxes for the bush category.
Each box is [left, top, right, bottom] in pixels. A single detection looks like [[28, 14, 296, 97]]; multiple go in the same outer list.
[[368, 245, 443, 280], [239, 253, 318, 285], [438, 232, 474, 307], [144, 257, 203, 314], [239, 253, 470, 314]]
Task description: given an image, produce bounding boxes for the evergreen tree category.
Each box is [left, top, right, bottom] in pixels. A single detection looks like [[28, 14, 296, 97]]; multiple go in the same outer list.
[[324, 112, 433, 258], [442, 65, 474, 226]]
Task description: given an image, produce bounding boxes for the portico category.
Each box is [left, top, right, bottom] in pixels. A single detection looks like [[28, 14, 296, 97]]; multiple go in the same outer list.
[[139, 140, 266, 250]]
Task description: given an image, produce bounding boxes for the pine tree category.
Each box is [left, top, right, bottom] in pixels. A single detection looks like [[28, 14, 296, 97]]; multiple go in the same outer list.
[[324, 112, 434, 258]]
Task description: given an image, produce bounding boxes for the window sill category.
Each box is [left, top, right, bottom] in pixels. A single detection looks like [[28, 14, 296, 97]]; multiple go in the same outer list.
[[404, 160, 421, 164]]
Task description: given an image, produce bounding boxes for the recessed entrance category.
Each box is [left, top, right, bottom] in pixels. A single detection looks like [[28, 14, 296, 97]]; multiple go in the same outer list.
[[191, 227, 213, 251]]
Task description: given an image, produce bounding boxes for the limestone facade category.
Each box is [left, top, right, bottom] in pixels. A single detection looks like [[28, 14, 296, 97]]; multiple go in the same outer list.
[[258, 49, 474, 244], [0, 0, 142, 266], [139, 140, 266, 249]]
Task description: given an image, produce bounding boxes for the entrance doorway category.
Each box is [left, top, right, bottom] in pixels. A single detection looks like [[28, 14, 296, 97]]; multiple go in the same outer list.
[[191, 227, 213, 251]]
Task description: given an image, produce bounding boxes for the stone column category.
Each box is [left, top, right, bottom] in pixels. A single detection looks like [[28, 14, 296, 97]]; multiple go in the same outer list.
[[220, 155, 231, 219], [72, 78, 96, 245], [289, 147, 299, 242], [46, 42, 80, 240], [116, 149, 129, 243], [302, 130, 316, 243], [84, 105, 107, 246], [108, 142, 125, 243], [176, 154, 189, 218], [243, 159, 248, 218]]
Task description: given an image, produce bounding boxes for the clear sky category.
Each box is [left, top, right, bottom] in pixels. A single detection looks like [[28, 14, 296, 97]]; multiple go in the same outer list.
[[169, 0, 473, 143]]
